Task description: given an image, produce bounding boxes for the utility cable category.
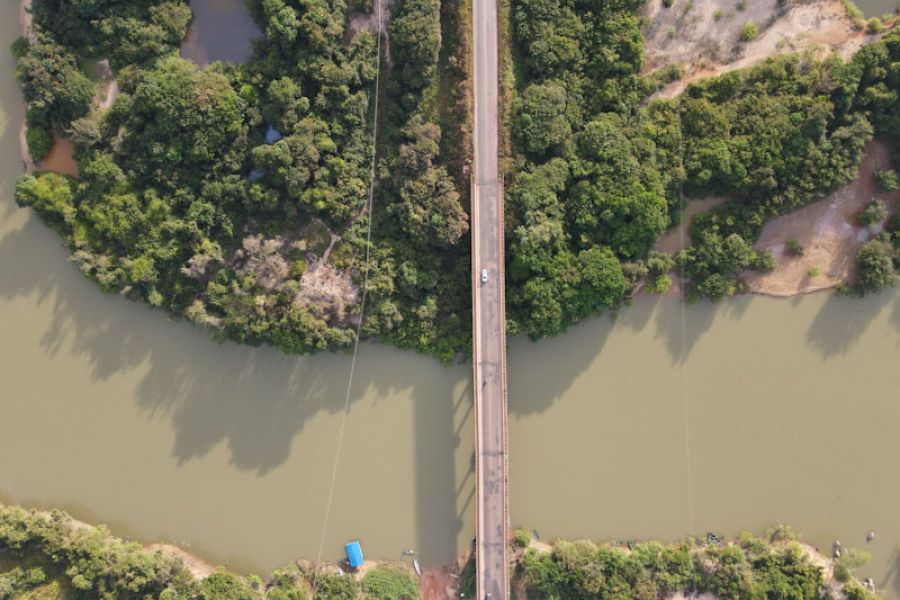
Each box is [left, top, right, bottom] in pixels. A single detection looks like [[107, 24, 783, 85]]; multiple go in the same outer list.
[[677, 141, 697, 534], [310, 0, 383, 591]]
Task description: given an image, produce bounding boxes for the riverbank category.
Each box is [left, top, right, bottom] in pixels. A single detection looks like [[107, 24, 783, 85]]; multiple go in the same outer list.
[[646, 139, 899, 300], [1, 503, 880, 599], [508, 527, 880, 599], [0, 504, 426, 598], [744, 140, 900, 297]]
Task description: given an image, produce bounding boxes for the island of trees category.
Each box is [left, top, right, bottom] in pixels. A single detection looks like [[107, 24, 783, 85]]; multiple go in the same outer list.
[[12, 0, 900, 359]]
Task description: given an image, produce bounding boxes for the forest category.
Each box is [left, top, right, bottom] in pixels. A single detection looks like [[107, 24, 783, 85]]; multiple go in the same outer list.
[[0, 505, 419, 599], [12, 0, 900, 357], [14, 0, 473, 360], [505, 0, 900, 338]]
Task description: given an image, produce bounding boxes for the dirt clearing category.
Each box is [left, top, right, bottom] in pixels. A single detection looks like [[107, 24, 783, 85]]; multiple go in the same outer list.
[[744, 140, 900, 296], [643, 0, 872, 98]]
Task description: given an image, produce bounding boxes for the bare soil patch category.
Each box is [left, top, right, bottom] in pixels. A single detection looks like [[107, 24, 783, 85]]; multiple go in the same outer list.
[[146, 544, 217, 580], [40, 138, 79, 177], [420, 560, 463, 600], [744, 140, 900, 296], [654, 196, 728, 255], [644, 0, 872, 99]]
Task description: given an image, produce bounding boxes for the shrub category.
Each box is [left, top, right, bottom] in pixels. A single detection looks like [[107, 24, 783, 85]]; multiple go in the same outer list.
[[874, 169, 898, 192], [858, 198, 888, 229], [807, 266, 821, 277], [362, 565, 419, 600], [753, 250, 776, 272], [868, 17, 884, 33], [740, 21, 759, 42], [25, 125, 52, 161], [786, 239, 804, 256], [843, 0, 864, 19], [834, 549, 871, 582], [514, 528, 534, 547], [647, 274, 672, 293], [855, 238, 898, 293], [10, 37, 29, 59]]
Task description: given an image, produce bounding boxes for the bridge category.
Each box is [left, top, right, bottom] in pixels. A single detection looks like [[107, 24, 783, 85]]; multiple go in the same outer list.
[[471, 0, 509, 592]]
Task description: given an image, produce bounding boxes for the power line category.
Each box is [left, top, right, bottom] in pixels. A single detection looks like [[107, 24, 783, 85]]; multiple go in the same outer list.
[[677, 142, 696, 534], [310, 0, 384, 591]]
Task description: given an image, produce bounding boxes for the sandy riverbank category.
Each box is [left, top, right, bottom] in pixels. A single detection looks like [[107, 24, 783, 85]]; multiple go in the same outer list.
[[644, 140, 898, 300], [744, 140, 899, 296]]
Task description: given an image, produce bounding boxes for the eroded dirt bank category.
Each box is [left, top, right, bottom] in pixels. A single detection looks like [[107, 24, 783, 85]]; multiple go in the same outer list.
[[644, 0, 876, 98]]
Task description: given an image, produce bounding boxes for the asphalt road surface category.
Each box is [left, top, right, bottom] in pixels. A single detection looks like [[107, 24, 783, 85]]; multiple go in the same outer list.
[[471, 0, 509, 594]]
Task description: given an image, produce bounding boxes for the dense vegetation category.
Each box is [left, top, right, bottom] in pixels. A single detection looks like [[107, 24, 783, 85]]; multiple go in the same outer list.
[[2, 506, 881, 600], [516, 530, 877, 600], [14, 0, 469, 361], [0, 505, 419, 599], [505, 0, 900, 338], [12, 0, 900, 357]]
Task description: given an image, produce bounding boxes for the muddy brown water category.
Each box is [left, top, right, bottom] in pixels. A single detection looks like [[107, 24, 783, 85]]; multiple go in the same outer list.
[[39, 138, 78, 177], [180, 0, 261, 66], [856, 0, 899, 16], [4, 1, 900, 595]]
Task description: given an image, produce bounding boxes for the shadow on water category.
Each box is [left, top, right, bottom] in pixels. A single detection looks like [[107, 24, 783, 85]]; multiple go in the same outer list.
[[414, 380, 472, 565], [507, 311, 614, 416], [805, 290, 899, 358], [0, 198, 472, 564], [0, 210, 458, 473], [508, 291, 738, 415], [878, 547, 900, 597]]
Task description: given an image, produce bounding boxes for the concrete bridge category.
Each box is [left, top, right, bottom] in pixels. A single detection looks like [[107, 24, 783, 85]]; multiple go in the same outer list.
[[471, 0, 509, 593]]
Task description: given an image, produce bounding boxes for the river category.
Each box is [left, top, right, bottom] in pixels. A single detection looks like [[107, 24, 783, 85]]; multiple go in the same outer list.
[[857, 0, 899, 16], [4, 0, 900, 596]]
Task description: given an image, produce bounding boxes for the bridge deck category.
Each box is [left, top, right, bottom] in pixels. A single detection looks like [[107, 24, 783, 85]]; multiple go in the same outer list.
[[471, 0, 508, 592]]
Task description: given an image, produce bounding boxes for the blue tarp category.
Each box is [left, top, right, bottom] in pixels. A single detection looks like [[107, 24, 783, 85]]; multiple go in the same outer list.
[[345, 540, 364, 568]]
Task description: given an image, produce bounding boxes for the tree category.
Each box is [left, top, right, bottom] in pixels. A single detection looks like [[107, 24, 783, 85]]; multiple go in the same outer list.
[[512, 81, 572, 157], [15, 173, 76, 233], [855, 238, 897, 293], [15, 35, 93, 129], [390, 0, 441, 91], [858, 199, 887, 230], [874, 169, 898, 192]]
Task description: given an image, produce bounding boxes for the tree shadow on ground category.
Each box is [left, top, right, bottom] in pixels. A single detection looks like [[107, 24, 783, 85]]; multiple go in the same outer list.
[[805, 290, 898, 358]]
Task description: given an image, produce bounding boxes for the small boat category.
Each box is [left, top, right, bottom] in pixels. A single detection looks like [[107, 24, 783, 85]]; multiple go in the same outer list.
[[403, 549, 415, 556], [413, 559, 422, 577]]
